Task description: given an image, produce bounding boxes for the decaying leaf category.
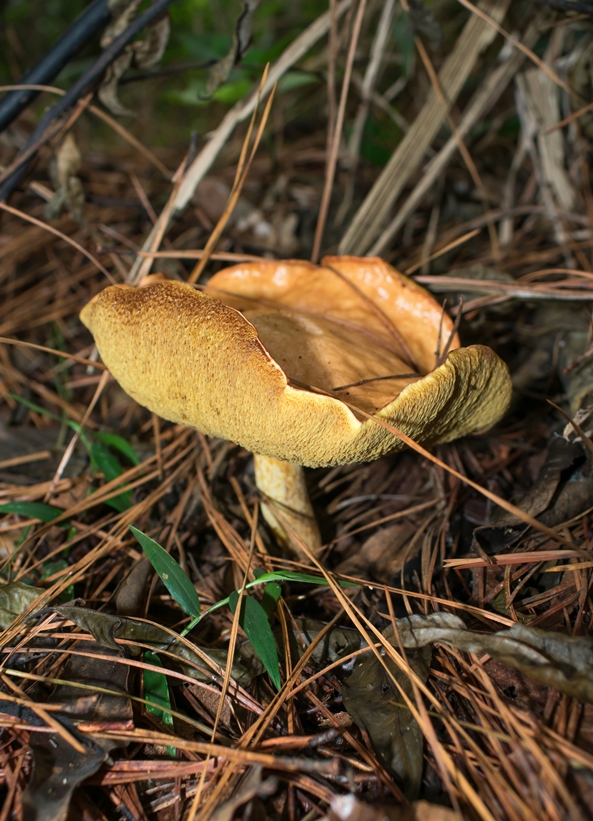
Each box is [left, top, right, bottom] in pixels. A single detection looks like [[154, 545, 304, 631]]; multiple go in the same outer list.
[[204, 0, 261, 98], [394, 612, 593, 705], [14, 705, 107, 821], [342, 622, 432, 797], [336, 520, 421, 578], [282, 617, 363, 666], [3, 647, 132, 821], [98, 0, 170, 116], [114, 555, 154, 616], [52, 605, 264, 686], [45, 133, 84, 221], [0, 582, 44, 630]]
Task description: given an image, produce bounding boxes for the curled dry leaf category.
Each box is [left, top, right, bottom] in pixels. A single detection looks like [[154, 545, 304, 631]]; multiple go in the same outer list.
[[52, 606, 264, 686], [395, 613, 593, 705], [98, 0, 170, 116], [45, 133, 84, 221], [204, 0, 261, 98]]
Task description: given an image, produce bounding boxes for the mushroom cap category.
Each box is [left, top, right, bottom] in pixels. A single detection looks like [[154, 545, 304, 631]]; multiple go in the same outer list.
[[80, 257, 511, 468]]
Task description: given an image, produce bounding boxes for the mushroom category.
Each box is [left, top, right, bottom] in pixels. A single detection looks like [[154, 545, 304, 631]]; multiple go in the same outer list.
[[80, 256, 511, 556]]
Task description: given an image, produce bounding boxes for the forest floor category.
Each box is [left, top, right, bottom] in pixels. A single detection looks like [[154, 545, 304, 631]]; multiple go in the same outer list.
[[2, 1, 593, 819]]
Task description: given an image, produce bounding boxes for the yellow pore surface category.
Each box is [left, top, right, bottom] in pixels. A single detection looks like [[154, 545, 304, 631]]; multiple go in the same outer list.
[[80, 256, 512, 467]]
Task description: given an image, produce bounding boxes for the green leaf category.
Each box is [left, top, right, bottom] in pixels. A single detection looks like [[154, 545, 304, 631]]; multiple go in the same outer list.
[[93, 432, 141, 466], [252, 569, 358, 587], [260, 581, 282, 619], [229, 591, 281, 690], [143, 651, 176, 757], [40, 559, 74, 600], [199, 570, 358, 622], [89, 443, 132, 511], [143, 651, 174, 725], [0, 502, 64, 523], [8, 393, 62, 424], [130, 526, 201, 619]]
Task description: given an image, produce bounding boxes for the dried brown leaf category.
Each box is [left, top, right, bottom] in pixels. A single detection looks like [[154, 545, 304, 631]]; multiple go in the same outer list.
[[45, 134, 84, 222], [396, 612, 593, 705], [342, 626, 432, 797], [204, 0, 261, 99]]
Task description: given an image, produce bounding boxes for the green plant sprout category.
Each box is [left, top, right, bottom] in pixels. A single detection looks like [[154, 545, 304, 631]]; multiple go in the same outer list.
[[130, 525, 356, 691]]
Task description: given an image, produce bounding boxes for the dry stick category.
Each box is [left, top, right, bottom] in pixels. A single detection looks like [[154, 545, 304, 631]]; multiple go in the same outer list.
[[405, 228, 481, 275], [413, 276, 593, 301], [5, 83, 94, 191], [127, 0, 353, 282], [339, 0, 512, 257], [137, 249, 263, 262], [369, 17, 540, 256], [326, 0, 339, 167], [311, 0, 366, 263], [0, 337, 106, 369]]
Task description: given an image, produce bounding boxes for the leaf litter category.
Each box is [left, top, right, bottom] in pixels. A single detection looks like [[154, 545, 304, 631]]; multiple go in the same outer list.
[[2, 1, 593, 819]]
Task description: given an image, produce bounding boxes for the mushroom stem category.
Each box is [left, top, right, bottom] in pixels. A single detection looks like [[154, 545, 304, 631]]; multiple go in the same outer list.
[[253, 454, 322, 556]]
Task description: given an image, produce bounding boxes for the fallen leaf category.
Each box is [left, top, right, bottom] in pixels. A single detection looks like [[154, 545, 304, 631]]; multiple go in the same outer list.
[[204, 0, 261, 98], [395, 613, 593, 705], [342, 625, 431, 797]]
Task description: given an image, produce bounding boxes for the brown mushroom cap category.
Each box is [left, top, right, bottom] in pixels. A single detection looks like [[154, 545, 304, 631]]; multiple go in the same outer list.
[[80, 257, 511, 468]]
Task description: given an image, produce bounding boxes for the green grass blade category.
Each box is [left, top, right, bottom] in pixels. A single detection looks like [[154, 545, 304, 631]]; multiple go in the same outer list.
[[89, 442, 133, 511], [93, 432, 141, 465], [143, 651, 176, 757], [0, 502, 64, 523], [260, 581, 282, 619], [130, 526, 200, 619], [229, 591, 281, 690], [250, 569, 359, 587]]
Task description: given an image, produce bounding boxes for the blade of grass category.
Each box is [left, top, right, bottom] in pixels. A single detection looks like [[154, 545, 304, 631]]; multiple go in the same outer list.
[[228, 591, 281, 690], [130, 526, 200, 619]]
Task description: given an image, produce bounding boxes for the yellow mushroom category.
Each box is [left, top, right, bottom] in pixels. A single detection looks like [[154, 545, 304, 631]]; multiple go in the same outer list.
[[80, 256, 511, 556]]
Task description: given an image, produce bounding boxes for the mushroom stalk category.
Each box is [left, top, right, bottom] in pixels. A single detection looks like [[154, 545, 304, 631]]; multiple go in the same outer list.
[[253, 454, 321, 556]]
